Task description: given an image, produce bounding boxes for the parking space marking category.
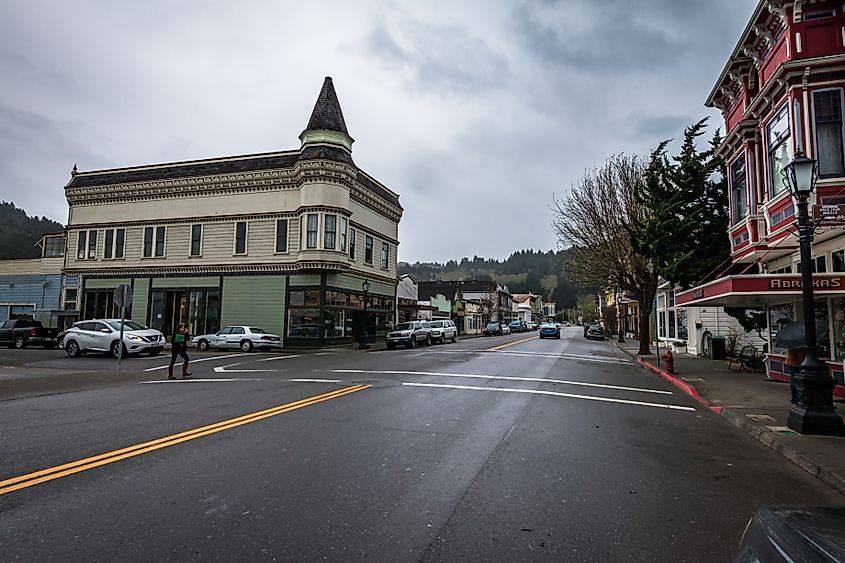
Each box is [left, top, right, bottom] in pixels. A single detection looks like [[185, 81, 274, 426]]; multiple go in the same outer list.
[[330, 369, 672, 395], [140, 378, 262, 384], [427, 349, 631, 365], [401, 382, 695, 412], [253, 355, 302, 363]]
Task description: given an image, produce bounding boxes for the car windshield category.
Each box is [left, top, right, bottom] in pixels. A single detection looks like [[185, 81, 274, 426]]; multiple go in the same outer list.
[[486, 323, 499, 329], [430, 321, 444, 328], [249, 327, 266, 334], [394, 323, 414, 331], [107, 320, 147, 331]]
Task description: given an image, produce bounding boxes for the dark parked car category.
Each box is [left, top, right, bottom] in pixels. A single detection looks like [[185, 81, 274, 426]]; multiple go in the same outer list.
[[508, 320, 526, 333], [539, 323, 561, 339], [586, 324, 605, 340], [483, 322, 503, 336], [735, 506, 845, 562], [0, 319, 59, 349]]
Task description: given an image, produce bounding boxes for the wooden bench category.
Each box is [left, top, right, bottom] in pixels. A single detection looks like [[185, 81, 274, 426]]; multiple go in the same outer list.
[[729, 345, 762, 373]]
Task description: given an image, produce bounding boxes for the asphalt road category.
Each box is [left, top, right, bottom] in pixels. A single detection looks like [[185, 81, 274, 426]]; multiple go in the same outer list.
[[0, 329, 841, 562]]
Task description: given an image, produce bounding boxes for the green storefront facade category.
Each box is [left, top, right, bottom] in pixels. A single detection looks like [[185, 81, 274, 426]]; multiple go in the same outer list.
[[79, 272, 395, 347]]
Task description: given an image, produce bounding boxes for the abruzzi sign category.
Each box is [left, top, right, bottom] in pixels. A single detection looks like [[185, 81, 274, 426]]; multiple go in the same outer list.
[[769, 277, 843, 289]]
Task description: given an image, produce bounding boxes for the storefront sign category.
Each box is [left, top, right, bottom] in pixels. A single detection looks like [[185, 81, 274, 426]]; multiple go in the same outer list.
[[769, 277, 843, 289], [691, 288, 704, 300], [813, 204, 845, 226]]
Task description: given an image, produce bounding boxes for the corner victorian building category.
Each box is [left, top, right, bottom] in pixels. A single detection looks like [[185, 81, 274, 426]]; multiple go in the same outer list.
[[63, 77, 402, 347], [678, 1, 845, 388]]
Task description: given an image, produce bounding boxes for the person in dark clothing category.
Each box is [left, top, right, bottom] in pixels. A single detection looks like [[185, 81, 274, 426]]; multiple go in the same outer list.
[[168, 323, 192, 380]]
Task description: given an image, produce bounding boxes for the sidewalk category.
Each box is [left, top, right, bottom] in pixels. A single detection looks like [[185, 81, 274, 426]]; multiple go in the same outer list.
[[613, 339, 845, 497]]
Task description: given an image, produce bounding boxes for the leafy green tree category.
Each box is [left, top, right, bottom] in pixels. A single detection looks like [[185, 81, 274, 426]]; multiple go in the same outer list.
[[633, 119, 730, 290]]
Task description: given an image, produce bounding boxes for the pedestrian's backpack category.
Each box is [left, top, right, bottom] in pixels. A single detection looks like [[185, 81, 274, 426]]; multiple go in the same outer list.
[[174, 334, 185, 344]]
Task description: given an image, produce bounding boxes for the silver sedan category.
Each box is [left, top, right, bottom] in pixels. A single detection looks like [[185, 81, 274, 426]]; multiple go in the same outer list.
[[192, 326, 283, 352]]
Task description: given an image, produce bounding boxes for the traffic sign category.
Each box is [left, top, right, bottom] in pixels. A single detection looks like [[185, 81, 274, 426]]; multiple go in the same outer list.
[[813, 204, 845, 226], [113, 284, 133, 308]]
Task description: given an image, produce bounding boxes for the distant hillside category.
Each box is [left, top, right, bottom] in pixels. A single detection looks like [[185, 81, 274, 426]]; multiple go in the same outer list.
[[398, 249, 593, 310], [0, 202, 64, 259]]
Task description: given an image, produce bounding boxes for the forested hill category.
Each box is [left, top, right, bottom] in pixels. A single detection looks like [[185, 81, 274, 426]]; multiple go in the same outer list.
[[398, 249, 591, 309], [0, 202, 64, 259]]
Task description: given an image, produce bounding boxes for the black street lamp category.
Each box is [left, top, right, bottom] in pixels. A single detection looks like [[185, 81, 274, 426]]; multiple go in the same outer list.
[[782, 150, 845, 435], [359, 280, 371, 350]]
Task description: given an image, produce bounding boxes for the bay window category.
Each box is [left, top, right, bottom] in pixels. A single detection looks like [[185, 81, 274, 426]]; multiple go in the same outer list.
[[730, 154, 748, 224], [767, 106, 791, 197], [814, 89, 845, 178]]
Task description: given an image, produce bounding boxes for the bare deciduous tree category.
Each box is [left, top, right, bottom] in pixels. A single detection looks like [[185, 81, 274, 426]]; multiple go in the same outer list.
[[552, 154, 658, 355]]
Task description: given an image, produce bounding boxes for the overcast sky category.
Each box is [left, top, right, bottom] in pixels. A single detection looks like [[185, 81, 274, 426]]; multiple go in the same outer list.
[[0, 0, 755, 263]]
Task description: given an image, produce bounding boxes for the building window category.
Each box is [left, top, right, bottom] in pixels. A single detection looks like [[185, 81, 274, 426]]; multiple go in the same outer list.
[[365, 235, 373, 264], [324, 215, 337, 250], [834, 250, 845, 272], [814, 89, 845, 178], [275, 219, 288, 253], [816, 255, 827, 273], [43, 236, 64, 257], [86, 230, 97, 259], [349, 228, 356, 260], [191, 224, 202, 256], [306, 214, 318, 249], [63, 288, 78, 311], [380, 242, 389, 269], [767, 105, 791, 197], [144, 226, 166, 258], [730, 154, 748, 224], [340, 217, 348, 253], [103, 228, 125, 259], [77, 231, 87, 260], [234, 221, 248, 255]]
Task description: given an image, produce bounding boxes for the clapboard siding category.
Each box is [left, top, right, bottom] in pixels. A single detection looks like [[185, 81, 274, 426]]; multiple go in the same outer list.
[[220, 276, 286, 338]]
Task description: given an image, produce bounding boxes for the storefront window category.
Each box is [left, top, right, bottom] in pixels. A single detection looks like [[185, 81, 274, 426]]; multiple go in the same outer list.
[[834, 250, 845, 272], [833, 297, 845, 361], [288, 308, 320, 338], [677, 309, 688, 340], [816, 298, 831, 360], [324, 309, 347, 338], [770, 304, 795, 355]]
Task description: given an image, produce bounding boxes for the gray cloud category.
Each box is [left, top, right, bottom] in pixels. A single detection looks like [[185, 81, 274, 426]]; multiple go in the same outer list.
[[0, 0, 757, 262]]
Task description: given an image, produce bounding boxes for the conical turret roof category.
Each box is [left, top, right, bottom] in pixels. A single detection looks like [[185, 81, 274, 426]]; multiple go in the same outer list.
[[305, 77, 349, 134]]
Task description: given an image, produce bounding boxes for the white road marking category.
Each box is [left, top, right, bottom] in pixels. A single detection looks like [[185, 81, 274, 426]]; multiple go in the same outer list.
[[401, 382, 695, 412], [429, 349, 630, 364], [313, 352, 336, 356], [139, 378, 262, 384], [253, 355, 302, 363], [330, 369, 671, 395], [142, 353, 259, 372], [289, 378, 343, 383], [214, 366, 279, 373]]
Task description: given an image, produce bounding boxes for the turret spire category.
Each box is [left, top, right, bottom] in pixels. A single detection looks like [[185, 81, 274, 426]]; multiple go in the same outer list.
[[299, 77, 354, 154]]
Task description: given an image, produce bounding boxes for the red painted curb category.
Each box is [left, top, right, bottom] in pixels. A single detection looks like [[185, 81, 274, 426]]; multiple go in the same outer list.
[[636, 357, 719, 412]]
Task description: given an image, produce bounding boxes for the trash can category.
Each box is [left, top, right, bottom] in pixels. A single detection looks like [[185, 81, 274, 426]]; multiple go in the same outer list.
[[710, 336, 726, 360]]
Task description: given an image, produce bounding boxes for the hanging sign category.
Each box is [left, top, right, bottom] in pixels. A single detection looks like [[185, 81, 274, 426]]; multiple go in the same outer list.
[[813, 204, 845, 226]]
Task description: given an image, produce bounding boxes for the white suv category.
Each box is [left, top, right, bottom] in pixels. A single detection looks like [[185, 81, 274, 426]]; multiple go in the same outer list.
[[386, 320, 432, 349], [429, 319, 458, 344], [63, 319, 165, 358]]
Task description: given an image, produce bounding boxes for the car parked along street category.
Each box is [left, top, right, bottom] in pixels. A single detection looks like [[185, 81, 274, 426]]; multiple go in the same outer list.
[[386, 321, 432, 349], [192, 326, 283, 352], [429, 319, 458, 344]]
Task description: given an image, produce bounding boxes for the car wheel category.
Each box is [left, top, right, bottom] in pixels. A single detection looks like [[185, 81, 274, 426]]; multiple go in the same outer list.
[[197, 340, 210, 352], [65, 340, 81, 358], [110, 340, 128, 359], [451, 333, 457, 343], [556, 334, 561, 339], [240, 340, 254, 352], [14, 336, 26, 349], [408, 336, 416, 349], [425, 335, 432, 346]]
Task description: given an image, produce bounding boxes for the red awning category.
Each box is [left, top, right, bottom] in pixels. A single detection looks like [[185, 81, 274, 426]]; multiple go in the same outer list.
[[676, 274, 845, 307]]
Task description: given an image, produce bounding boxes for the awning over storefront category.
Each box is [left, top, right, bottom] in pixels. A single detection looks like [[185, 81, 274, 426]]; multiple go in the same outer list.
[[677, 274, 845, 307]]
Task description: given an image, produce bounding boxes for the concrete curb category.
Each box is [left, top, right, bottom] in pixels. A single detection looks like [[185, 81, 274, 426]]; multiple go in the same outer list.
[[613, 342, 845, 497]]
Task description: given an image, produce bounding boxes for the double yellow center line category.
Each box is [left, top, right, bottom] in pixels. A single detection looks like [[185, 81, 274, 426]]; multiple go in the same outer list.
[[0, 384, 369, 496], [485, 335, 538, 351]]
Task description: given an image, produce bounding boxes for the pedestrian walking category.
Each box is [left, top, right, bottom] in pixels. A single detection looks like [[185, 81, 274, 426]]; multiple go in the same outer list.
[[168, 323, 192, 380], [784, 346, 806, 405]]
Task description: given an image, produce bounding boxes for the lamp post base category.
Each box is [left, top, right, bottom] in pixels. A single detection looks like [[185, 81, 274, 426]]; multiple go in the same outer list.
[[787, 371, 845, 436]]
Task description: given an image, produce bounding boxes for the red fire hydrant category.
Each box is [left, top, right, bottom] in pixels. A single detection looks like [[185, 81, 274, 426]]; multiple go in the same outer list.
[[662, 349, 675, 374]]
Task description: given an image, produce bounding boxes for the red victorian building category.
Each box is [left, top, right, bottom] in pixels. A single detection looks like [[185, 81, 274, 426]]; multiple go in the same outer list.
[[678, 0, 845, 389]]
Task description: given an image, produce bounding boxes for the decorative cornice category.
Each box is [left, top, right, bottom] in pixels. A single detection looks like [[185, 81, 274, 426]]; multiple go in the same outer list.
[[67, 211, 299, 231], [65, 261, 352, 277]]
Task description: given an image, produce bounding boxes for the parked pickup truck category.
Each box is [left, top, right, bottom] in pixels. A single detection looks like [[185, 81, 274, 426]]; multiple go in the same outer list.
[[0, 319, 60, 349]]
